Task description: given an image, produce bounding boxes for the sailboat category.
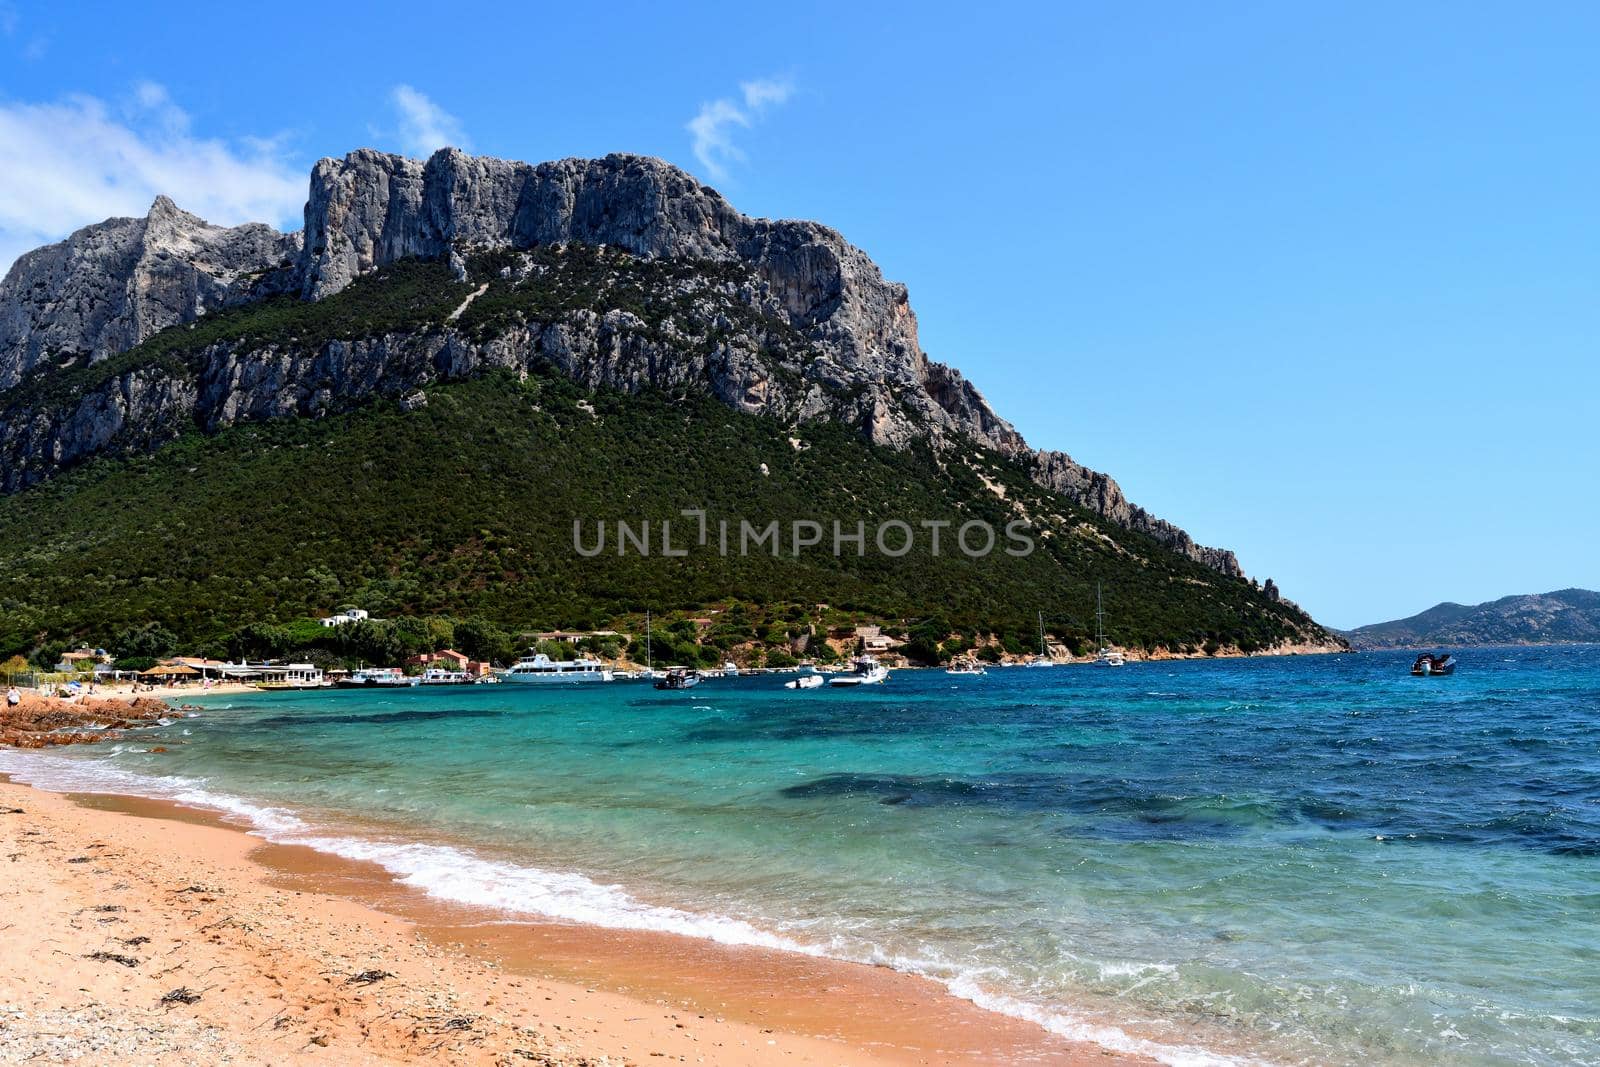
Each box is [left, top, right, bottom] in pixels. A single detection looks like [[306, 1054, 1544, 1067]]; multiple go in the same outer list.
[[643, 609, 663, 680], [1027, 610, 1054, 666], [1094, 583, 1125, 666]]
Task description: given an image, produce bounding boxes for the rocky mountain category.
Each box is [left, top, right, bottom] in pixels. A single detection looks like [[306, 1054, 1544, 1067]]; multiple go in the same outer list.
[[0, 148, 1243, 578], [1344, 589, 1600, 648], [0, 196, 300, 391]]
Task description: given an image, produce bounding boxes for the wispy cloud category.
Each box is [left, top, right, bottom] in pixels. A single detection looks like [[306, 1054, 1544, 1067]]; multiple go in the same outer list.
[[686, 76, 795, 183], [0, 84, 305, 276], [391, 84, 470, 158]]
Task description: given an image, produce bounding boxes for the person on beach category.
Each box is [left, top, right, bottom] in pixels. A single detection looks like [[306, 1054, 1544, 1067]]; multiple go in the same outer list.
[[6, 686, 19, 708]]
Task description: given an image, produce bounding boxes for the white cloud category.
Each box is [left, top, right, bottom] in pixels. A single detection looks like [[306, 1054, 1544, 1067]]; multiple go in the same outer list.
[[391, 84, 470, 158], [686, 76, 795, 183], [0, 84, 304, 276], [740, 78, 794, 111]]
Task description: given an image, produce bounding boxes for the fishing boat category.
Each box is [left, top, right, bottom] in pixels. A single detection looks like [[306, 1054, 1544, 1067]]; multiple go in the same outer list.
[[653, 666, 699, 690], [1093, 583, 1125, 666], [501, 651, 613, 684], [828, 655, 889, 686], [1027, 611, 1054, 666], [1411, 652, 1456, 677], [784, 673, 824, 689]]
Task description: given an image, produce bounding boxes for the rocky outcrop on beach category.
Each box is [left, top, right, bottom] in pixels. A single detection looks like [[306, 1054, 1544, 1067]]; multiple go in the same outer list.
[[0, 695, 174, 747], [2, 148, 1240, 574]]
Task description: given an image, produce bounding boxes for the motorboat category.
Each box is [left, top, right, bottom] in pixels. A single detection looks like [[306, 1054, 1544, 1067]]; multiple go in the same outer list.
[[827, 655, 889, 686], [501, 651, 613, 684], [1411, 653, 1456, 677], [945, 662, 987, 676], [654, 666, 700, 690], [784, 673, 824, 689]]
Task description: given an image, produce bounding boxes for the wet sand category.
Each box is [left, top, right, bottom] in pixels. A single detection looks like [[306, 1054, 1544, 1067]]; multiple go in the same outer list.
[[0, 778, 1141, 1065]]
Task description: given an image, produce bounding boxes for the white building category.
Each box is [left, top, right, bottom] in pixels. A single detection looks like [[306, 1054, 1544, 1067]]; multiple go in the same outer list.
[[220, 661, 325, 686], [319, 608, 370, 628]]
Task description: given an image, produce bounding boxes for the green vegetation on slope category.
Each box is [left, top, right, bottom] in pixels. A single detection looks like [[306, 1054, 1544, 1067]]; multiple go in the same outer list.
[[0, 369, 1320, 660]]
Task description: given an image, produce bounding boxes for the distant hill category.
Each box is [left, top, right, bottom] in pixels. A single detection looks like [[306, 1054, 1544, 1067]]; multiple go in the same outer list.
[[1344, 590, 1600, 648]]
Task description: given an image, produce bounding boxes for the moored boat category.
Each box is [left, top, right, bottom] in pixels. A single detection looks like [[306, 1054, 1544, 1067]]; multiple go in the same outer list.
[[1027, 611, 1055, 666], [1093, 582, 1125, 666], [828, 655, 888, 686], [335, 668, 419, 688], [501, 652, 614, 684], [654, 666, 700, 690], [784, 673, 824, 689]]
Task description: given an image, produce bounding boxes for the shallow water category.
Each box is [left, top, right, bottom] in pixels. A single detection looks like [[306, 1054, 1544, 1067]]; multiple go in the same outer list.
[[5, 647, 1598, 1065]]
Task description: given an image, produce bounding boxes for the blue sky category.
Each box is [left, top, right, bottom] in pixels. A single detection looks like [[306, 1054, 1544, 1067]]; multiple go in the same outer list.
[[2, 1, 1596, 628]]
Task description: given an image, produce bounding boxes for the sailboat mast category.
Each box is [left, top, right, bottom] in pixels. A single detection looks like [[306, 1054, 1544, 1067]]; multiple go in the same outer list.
[[1038, 611, 1045, 657], [645, 610, 653, 673], [1096, 582, 1106, 648]]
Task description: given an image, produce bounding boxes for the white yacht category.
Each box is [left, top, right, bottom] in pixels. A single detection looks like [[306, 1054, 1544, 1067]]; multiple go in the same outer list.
[[828, 655, 889, 686], [501, 652, 614, 684]]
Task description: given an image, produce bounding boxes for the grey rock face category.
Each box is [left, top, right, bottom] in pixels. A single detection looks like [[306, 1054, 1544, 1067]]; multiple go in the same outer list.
[[1030, 450, 1243, 577], [0, 148, 1240, 574], [0, 197, 301, 392]]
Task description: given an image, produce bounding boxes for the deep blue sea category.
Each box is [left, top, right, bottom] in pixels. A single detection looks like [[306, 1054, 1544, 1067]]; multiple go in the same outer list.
[[4, 647, 1598, 1065]]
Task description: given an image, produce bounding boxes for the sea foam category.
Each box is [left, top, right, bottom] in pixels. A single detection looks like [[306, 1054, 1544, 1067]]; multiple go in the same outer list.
[[0, 746, 1256, 1067]]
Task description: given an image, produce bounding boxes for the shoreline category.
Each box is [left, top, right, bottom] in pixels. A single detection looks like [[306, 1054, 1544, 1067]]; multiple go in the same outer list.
[[0, 774, 1151, 1065]]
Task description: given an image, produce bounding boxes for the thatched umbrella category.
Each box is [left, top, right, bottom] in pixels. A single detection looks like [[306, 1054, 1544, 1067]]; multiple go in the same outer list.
[[141, 663, 199, 678]]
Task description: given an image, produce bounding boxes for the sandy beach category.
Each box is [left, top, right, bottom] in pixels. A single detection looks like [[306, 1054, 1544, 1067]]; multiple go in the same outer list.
[[0, 777, 1137, 1065]]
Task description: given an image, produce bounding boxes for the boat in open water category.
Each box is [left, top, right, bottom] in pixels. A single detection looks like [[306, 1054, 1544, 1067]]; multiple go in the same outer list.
[[501, 652, 613, 684], [1412, 652, 1456, 676]]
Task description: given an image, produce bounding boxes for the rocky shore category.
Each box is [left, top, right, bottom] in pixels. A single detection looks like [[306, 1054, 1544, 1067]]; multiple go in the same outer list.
[[0, 694, 175, 748]]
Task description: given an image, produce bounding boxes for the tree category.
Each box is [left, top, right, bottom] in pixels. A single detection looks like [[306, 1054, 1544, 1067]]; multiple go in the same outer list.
[[227, 623, 292, 660], [111, 623, 178, 661], [454, 616, 511, 664], [2, 654, 30, 684]]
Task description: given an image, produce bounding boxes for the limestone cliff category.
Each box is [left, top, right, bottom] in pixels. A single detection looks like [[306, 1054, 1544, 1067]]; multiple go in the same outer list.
[[0, 197, 300, 391], [0, 148, 1240, 576]]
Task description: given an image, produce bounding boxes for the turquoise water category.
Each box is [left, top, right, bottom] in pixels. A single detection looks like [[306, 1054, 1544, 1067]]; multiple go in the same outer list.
[[5, 647, 1598, 1065]]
